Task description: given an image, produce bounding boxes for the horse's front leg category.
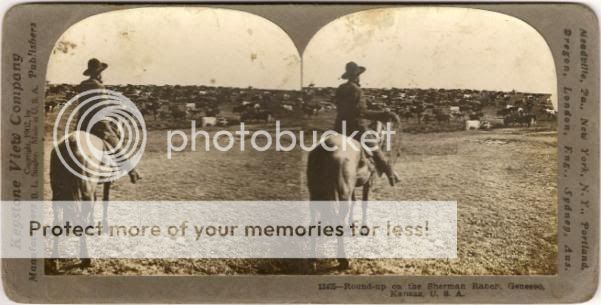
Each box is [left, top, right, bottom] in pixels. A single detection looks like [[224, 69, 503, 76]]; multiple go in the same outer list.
[[309, 202, 317, 262], [102, 182, 110, 234], [51, 203, 62, 271], [348, 189, 356, 227], [78, 215, 92, 269], [79, 201, 94, 268], [361, 182, 370, 226], [337, 198, 351, 270], [79, 235, 91, 268]]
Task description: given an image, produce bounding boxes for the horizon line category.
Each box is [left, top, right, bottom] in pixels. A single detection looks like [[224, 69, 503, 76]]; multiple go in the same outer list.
[[46, 82, 553, 96]]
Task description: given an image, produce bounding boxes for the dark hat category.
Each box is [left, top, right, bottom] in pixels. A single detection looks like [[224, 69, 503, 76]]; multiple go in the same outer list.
[[83, 58, 108, 76], [341, 61, 366, 79]]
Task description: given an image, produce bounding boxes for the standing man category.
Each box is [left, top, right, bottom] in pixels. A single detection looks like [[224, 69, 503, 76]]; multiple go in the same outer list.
[[78, 58, 141, 183], [334, 61, 400, 186]]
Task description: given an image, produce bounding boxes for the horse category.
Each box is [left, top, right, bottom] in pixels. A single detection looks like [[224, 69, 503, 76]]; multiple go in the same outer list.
[[306, 113, 402, 271], [49, 130, 112, 272]]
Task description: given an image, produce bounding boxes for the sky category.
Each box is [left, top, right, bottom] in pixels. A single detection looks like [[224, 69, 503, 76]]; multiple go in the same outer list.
[[303, 7, 557, 107], [47, 7, 301, 90]]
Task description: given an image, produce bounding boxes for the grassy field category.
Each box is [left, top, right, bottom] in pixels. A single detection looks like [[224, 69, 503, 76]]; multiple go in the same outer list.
[[44, 110, 557, 275]]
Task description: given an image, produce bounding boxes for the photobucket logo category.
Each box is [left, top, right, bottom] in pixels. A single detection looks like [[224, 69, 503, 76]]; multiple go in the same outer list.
[[166, 120, 396, 158], [52, 89, 147, 182]]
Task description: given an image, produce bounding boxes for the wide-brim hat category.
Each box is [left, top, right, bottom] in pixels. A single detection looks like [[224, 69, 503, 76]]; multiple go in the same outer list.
[[83, 58, 108, 76], [341, 61, 366, 79]]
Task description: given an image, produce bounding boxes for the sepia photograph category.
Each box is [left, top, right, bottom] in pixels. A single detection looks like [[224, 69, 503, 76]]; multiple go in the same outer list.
[[38, 6, 560, 276], [300, 7, 558, 275]]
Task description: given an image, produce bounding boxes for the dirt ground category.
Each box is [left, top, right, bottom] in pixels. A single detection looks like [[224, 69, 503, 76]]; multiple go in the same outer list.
[[44, 112, 557, 276]]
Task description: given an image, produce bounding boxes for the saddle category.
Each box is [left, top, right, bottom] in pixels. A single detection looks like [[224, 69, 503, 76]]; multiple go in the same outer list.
[[356, 121, 386, 176], [358, 149, 378, 176]]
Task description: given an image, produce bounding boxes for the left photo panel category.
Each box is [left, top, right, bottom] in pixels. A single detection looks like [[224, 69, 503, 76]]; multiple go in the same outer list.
[[42, 7, 306, 275]]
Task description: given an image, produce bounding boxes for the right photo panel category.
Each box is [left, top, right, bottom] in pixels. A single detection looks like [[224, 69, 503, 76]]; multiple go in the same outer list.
[[301, 7, 558, 275]]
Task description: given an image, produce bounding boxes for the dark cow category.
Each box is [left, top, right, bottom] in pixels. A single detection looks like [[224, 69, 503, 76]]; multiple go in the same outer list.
[[504, 113, 536, 127], [240, 109, 273, 123]]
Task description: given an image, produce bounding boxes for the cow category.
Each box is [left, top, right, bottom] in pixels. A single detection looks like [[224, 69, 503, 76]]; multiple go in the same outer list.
[[449, 106, 460, 114], [432, 108, 451, 124], [302, 104, 321, 117], [465, 120, 480, 130], [397, 109, 414, 122], [201, 117, 217, 127], [541, 108, 557, 120], [45, 100, 58, 113], [240, 109, 273, 123], [504, 114, 536, 127]]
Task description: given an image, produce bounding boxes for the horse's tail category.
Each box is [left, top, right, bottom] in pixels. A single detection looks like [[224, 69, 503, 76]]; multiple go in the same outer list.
[[50, 135, 86, 202], [307, 143, 351, 202]]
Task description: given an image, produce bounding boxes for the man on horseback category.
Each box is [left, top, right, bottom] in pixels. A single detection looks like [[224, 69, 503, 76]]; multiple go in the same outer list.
[[334, 61, 400, 186], [77, 58, 141, 183]]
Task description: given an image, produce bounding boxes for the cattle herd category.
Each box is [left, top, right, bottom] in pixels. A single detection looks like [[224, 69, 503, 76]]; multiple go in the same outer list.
[[45, 83, 555, 131], [45, 84, 303, 128]]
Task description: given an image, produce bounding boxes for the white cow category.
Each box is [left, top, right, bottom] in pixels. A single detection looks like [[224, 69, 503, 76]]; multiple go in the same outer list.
[[185, 103, 196, 111], [201, 117, 217, 127], [465, 120, 480, 130]]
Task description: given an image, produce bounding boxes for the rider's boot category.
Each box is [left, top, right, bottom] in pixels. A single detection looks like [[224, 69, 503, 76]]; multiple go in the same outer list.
[[372, 150, 400, 186], [128, 169, 142, 184], [383, 164, 400, 186]]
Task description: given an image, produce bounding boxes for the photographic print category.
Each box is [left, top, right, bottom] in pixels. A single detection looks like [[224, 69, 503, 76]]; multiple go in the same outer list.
[[43, 6, 558, 276], [1, 2, 598, 303]]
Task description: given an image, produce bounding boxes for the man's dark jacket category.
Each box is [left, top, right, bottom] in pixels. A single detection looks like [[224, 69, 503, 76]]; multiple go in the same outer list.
[[334, 81, 385, 134]]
